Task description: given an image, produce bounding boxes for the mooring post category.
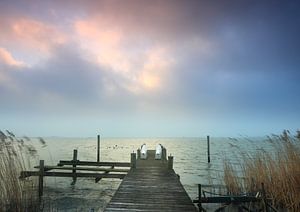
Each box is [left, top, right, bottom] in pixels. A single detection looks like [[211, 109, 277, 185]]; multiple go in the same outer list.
[[71, 149, 78, 185], [137, 148, 141, 159], [261, 182, 267, 212], [207, 135, 210, 163], [38, 160, 44, 201], [198, 184, 202, 211], [168, 155, 173, 170], [131, 152, 136, 169], [97, 134, 100, 162], [162, 147, 167, 160]]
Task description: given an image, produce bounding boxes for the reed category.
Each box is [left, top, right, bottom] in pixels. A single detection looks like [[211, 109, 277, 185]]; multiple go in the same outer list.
[[223, 130, 300, 211], [0, 130, 43, 211]]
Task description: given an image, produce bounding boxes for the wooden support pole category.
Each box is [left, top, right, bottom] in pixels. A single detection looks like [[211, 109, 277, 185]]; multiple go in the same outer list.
[[261, 182, 267, 212], [131, 153, 136, 169], [38, 160, 44, 201], [162, 147, 167, 160], [71, 149, 78, 185], [97, 134, 100, 162], [198, 184, 202, 211], [137, 148, 141, 159], [168, 156, 173, 170], [207, 135, 210, 163]]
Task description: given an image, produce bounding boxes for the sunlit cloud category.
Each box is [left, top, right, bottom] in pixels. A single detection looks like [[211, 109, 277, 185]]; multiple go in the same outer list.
[[0, 47, 25, 67], [0, 17, 66, 65], [74, 18, 174, 94]]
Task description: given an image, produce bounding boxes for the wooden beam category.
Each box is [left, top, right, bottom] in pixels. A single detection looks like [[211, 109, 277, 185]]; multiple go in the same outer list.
[[20, 171, 126, 179], [57, 160, 131, 167], [33, 166, 129, 172], [95, 165, 115, 183], [193, 196, 259, 204]]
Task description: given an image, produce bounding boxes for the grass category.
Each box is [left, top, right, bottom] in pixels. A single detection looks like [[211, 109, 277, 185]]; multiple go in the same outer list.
[[223, 130, 300, 211], [0, 130, 45, 211]]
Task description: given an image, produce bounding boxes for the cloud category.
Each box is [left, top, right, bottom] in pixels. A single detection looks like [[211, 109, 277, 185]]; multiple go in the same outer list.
[[0, 0, 300, 136], [74, 18, 176, 94], [0, 17, 66, 65], [0, 47, 25, 67]]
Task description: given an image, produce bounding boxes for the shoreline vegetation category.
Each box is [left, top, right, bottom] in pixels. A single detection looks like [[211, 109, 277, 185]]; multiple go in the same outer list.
[[223, 130, 300, 211], [0, 130, 46, 211]]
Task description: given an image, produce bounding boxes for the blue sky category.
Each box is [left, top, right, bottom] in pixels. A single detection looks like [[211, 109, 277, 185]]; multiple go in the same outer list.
[[0, 0, 299, 137]]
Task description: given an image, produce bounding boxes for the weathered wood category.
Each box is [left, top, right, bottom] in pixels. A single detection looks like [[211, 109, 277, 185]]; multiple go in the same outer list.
[[130, 152, 136, 169], [207, 135, 210, 163], [193, 196, 259, 204], [198, 184, 202, 211], [97, 134, 100, 162], [20, 171, 126, 179], [95, 165, 116, 183], [33, 166, 129, 172], [105, 150, 197, 212], [38, 160, 44, 201], [137, 148, 141, 159], [162, 147, 167, 160], [72, 149, 78, 185], [57, 161, 131, 167], [168, 155, 173, 170]]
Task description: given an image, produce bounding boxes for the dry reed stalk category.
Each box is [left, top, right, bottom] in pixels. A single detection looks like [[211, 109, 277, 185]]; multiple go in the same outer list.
[[0, 130, 45, 211], [223, 130, 300, 211]]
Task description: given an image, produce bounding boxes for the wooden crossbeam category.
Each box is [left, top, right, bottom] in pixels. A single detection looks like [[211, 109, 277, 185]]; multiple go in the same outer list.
[[57, 160, 131, 167], [95, 165, 115, 183], [20, 171, 126, 179], [33, 165, 129, 172], [192, 196, 259, 204]]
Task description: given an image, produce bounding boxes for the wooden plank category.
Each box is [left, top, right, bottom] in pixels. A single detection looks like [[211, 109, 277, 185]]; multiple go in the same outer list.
[[105, 150, 197, 212], [20, 171, 126, 179], [193, 196, 259, 203], [33, 165, 129, 172], [57, 161, 131, 167]]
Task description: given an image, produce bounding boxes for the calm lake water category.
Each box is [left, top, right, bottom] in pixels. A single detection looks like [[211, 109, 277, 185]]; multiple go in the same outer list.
[[28, 137, 270, 211]]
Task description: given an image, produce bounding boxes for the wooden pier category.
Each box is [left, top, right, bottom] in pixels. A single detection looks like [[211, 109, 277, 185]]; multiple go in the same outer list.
[[104, 150, 197, 212], [20, 142, 197, 211]]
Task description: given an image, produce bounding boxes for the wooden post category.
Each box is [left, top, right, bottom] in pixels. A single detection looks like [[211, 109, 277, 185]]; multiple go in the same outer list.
[[198, 184, 202, 211], [131, 153, 136, 169], [97, 134, 100, 162], [38, 160, 44, 201], [71, 149, 78, 185], [261, 182, 267, 212], [168, 155, 173, 170], [207, 135, 210, 163], [162, 147, 167, 160], [137, 148, 141, 159]]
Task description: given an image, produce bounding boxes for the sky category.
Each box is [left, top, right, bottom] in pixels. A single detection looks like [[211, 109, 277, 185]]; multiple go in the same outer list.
[[0, 0, 299, 137]]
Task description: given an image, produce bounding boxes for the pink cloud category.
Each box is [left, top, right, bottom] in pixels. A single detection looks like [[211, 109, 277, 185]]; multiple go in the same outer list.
[[0, 17, 66, 64], [74, 18, 175, 94], [0, 47, 25, 67]]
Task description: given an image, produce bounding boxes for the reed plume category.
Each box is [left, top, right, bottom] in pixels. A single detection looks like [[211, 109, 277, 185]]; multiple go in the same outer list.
[[223, 130, 300, 211], [0, 130, 45, 211]]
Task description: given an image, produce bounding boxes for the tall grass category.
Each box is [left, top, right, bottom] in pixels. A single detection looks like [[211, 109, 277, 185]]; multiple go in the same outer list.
[[0, 130, 43, 211], [223, 130, 300, 211]]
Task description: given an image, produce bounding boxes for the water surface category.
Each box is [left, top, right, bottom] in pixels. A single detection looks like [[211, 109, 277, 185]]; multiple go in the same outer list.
[[29, 137, 269, 211]]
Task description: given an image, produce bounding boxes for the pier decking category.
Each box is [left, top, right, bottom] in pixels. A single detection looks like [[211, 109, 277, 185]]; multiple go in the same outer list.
[[105, 150, 197, 212]]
